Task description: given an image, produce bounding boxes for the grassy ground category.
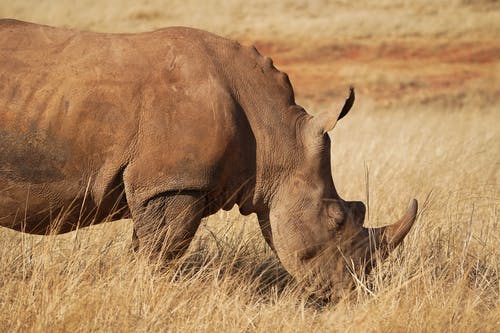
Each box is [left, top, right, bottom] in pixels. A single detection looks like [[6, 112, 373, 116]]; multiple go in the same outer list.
[[0, 1, 499, 332]]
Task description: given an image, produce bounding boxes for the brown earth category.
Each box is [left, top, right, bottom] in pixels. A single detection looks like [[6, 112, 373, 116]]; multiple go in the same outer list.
[[247, 38, 500, 110]]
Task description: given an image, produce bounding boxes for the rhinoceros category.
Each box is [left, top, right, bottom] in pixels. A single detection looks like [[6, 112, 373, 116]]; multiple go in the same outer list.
[[0, 19, 417, 295]]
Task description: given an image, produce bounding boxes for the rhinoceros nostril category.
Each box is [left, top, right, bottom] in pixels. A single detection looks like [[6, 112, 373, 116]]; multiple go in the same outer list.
[[347, 201, 366, 227], [347, 201, 364, 215]]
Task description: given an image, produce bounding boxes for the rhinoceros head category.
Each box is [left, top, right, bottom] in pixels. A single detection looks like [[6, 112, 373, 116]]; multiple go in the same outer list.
[[266, 88, 418, 296]]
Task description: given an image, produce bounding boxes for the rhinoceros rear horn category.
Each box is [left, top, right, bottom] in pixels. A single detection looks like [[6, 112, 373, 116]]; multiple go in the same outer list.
[[311, 87, 355, 134]]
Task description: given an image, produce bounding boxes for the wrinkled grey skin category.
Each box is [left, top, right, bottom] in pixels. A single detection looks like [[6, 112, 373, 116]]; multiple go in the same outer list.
[[0, 20, 417, 297]]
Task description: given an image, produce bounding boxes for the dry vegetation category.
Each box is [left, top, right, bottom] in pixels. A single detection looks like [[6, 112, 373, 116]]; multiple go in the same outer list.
[[0, 1, 499, 332]]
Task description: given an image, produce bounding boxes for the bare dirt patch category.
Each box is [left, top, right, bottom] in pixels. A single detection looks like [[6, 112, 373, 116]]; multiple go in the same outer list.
[[251, 38, 500, 109]]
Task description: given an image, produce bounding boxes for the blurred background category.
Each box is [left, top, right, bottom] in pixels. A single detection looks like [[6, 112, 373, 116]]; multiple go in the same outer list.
[[2, 0, 499, 112]]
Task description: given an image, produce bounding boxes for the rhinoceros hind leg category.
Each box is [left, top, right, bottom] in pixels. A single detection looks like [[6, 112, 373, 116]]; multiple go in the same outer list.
[[130, 192, 205, 264]]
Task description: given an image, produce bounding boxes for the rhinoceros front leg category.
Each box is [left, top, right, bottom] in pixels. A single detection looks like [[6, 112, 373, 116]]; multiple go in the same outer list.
[[131, 228, 140, 252], [258, 216, 276, 252], [130, 192, 205, 264]]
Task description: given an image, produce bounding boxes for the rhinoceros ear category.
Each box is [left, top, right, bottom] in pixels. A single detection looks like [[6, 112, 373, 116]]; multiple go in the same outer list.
[[311, 87, 355, 134]]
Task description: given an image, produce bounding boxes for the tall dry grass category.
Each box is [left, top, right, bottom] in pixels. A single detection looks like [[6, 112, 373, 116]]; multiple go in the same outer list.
[[0, 0, 499, 332], [0, 107, 497, 332]]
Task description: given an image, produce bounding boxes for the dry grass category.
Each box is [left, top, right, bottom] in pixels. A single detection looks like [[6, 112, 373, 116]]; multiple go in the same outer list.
[[0, 1, 499, 332], [1, 109, 497, 332]]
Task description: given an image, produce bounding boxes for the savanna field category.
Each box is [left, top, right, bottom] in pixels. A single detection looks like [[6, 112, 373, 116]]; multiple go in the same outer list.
[[0, 1, 499, 331]]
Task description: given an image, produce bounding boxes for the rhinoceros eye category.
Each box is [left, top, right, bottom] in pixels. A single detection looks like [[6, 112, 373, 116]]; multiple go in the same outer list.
[[326, 202, 345, 229], [327, 216, 344, 230]]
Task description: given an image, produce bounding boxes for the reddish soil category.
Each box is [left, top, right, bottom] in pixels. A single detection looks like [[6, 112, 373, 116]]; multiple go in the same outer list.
[[246, 38, 500, 108]]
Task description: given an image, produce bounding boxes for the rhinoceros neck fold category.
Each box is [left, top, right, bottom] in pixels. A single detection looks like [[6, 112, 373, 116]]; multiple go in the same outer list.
[[215, 44, 309, 212]]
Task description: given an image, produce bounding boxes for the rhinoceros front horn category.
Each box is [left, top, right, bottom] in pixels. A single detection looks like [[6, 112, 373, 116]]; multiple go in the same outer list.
[[372, 199, 418, 252]]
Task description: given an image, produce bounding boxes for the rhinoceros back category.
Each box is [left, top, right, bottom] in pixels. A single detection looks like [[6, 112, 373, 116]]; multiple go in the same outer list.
[[0, 20, 150, 232], [0, 20, 261, 233]]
